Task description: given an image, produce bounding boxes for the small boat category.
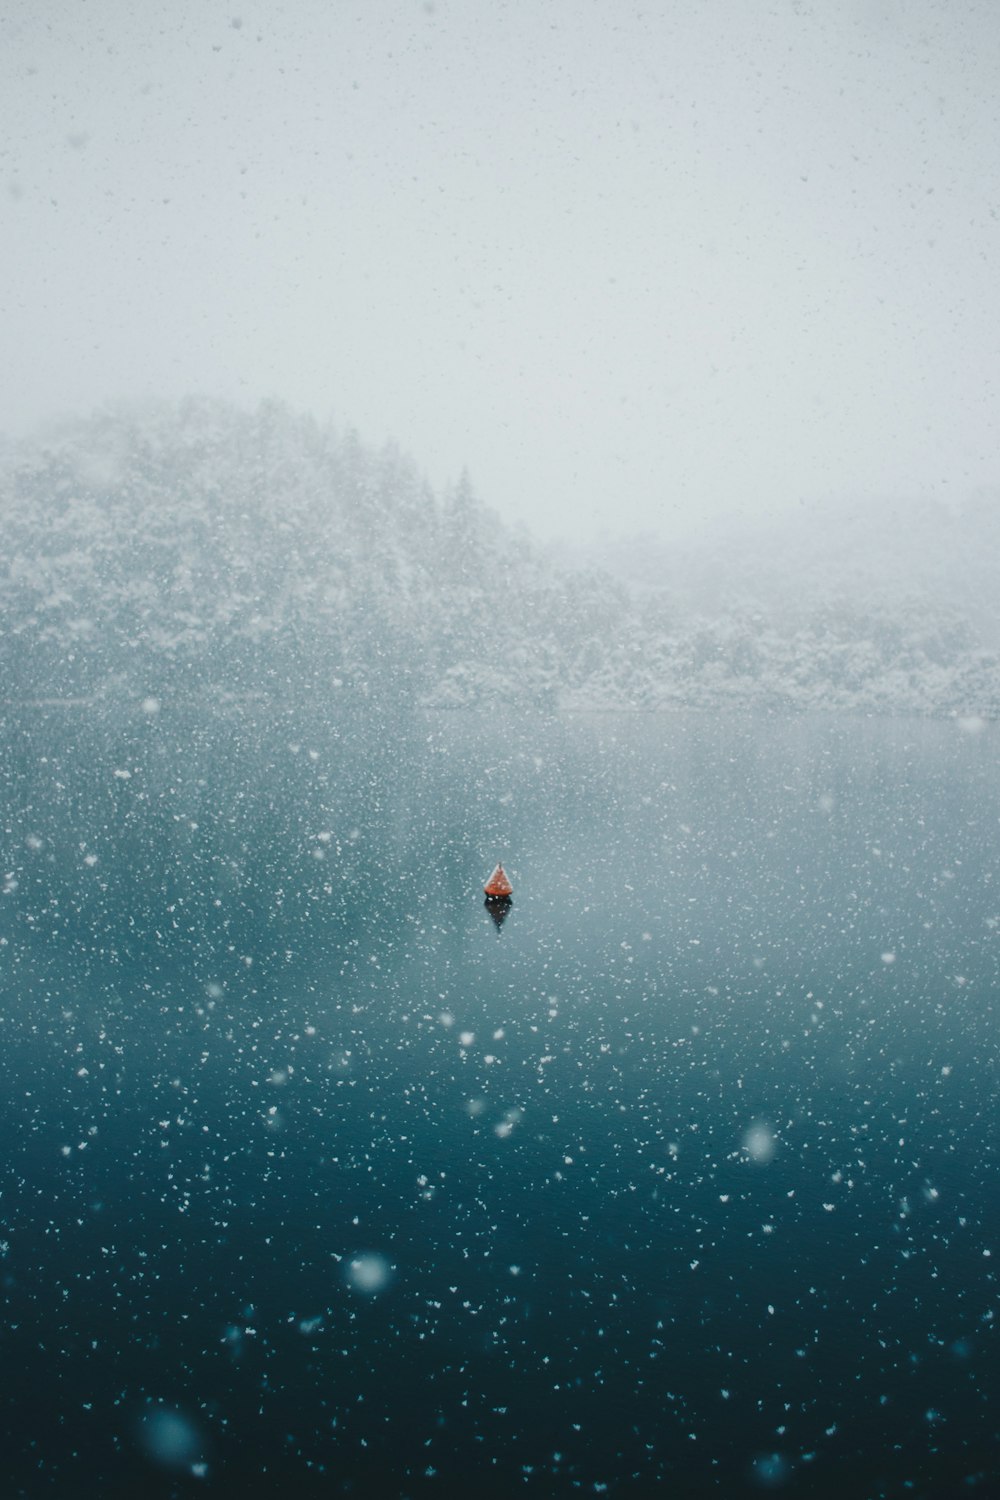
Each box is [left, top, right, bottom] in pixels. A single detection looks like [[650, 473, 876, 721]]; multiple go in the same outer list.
[[483, 862, 513, 900]]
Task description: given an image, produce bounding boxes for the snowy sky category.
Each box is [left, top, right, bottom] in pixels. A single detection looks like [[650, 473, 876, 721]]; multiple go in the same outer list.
[[2, 0, 998, 540]]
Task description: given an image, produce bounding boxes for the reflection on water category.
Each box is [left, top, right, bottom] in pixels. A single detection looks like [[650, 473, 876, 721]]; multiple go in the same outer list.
[[0, 704, 997, 1496], [484, 895, 513, 931]]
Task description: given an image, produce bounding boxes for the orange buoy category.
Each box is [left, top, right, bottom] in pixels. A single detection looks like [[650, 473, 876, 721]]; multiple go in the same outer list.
[[484, 862, 513, 899]]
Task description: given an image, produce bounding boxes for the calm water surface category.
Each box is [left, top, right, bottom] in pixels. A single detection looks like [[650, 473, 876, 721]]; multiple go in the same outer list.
[[0, 706, 997, 1498]]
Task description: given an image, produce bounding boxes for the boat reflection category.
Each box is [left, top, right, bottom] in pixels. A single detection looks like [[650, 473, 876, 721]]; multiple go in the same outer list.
[[484, 895, 512, 931]]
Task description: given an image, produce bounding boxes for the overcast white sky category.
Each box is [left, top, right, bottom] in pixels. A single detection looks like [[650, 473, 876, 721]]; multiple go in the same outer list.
[[2, 0, 998, 539]]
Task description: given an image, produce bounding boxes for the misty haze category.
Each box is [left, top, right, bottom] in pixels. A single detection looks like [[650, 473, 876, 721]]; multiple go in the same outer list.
[[2, 2, 999, 1498]]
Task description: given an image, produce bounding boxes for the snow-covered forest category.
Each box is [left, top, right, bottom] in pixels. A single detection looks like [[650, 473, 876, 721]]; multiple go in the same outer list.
[[2, 398, 997, 717]]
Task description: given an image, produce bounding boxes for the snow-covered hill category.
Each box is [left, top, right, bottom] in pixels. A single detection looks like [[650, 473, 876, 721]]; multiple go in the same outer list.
[[1, 399, 997, 717]]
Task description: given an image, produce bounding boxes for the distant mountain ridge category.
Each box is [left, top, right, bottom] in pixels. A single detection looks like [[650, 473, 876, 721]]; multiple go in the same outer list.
[[570, 494, 1000, 645], [1, 398, 997, 717]]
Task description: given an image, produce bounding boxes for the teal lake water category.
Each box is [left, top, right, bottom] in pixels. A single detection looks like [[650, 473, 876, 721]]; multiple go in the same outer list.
[[0, 705, 997, 1497]]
